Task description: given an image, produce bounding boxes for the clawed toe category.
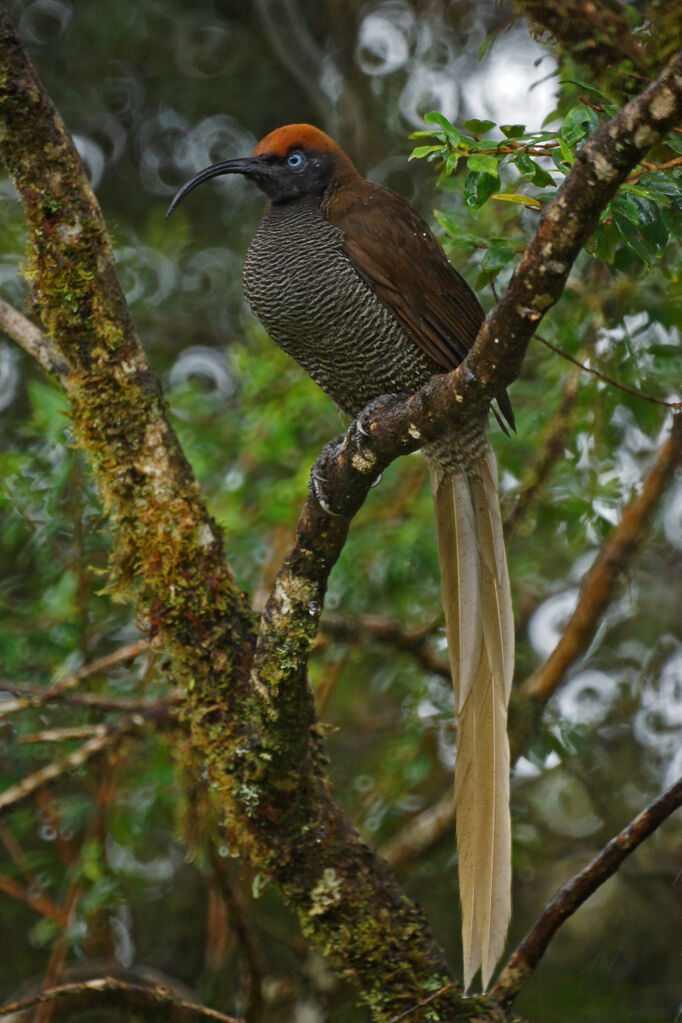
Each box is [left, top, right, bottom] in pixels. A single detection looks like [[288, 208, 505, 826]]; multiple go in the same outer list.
[[310, 467, 343, 517]]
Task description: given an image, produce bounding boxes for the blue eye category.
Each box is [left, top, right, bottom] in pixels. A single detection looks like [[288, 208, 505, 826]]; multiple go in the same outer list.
[[287, 152, 304, 168]]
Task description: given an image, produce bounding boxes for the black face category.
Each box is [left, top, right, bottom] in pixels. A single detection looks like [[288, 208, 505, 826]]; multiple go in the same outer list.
[[166, 147, 334, 217], [256, 148, 335, 203]]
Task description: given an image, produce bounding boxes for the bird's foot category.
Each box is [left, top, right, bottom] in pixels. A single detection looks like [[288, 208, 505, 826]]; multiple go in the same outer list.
[[310, 464, 344, 518], [346, 393, 401, 480]]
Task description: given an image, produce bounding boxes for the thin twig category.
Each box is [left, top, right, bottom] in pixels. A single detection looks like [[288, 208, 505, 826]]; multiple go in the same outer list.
[[0, 872, 66, 924], [1, 684, 180, 714], [0, 297, 71, 382], [523, 410, 682, 701], [209, 851, 266, 1023], [627, 154, 682, 185], [322, 613, 450, 681], [380, 790, 454, 869], [538, 334, 682, 410], [0, 717, 152, 819], [19, 726, 109, 744], [492, 775, 682, 1006], [386, 982, 455, 1022], [0, 822, 39, 884], [504, 365, 581, 535], [0, 639, 150, 716], [0, 977, 244, 1021]]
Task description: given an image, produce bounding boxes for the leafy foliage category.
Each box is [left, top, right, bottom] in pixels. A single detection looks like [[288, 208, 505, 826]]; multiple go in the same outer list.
[[410, 92, 682, 285]]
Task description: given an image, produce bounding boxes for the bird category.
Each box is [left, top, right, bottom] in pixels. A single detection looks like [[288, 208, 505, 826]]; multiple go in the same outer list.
[[168, 123, 515, 991]]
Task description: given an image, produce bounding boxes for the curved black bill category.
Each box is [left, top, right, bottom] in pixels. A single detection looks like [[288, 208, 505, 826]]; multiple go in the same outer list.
[[165, 157, 266, 218]]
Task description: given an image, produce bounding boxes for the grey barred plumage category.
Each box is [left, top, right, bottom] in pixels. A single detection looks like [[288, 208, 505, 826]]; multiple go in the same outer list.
[[243, 195, 488, 471]]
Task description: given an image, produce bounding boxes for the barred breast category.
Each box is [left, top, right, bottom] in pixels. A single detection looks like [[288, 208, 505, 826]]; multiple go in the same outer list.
[[243, 195, 487, 468], [242, 196, 442, 415]]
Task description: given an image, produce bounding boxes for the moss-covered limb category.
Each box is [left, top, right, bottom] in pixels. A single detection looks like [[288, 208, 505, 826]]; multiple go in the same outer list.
[[511, 0, 650, 76], [0, 15, 257, 692], [646, 1, 682, 67], [513, 0, 649, 77]]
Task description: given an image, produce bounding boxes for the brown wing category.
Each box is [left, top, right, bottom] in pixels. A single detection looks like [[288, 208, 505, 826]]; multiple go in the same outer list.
[[325, 180, 514, 430]]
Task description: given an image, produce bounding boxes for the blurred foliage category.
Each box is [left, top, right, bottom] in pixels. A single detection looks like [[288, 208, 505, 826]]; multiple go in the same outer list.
[[0, 2, 681, 1022]]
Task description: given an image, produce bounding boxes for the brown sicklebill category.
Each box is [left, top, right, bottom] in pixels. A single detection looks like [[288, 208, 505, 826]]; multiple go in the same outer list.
[[168, 123, 515, 991]]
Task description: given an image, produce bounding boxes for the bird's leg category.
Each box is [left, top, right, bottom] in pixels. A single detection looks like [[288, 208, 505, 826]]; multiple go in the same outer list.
[[346, 392, 406, 470]]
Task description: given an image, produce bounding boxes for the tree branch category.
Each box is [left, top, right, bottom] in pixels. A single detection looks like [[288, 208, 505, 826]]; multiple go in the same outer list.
[[0, 296, 71, 383], [0, 871, 67, 925], [321, 613, 450, 681], [512, 0, 649, 75], [523, 410, 682, 701], [491, 775, 682, 1007], [0, 716, 152, 819], [0, 639, 150, 716], [0, 978, 244, 1022]]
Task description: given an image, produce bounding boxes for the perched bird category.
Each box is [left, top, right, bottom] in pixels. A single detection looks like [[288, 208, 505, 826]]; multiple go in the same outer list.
[[168, 124, 514, 990]]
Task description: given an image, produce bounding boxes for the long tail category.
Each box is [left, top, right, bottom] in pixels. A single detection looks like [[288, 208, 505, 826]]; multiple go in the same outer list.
[[430, 443, 514, 991]]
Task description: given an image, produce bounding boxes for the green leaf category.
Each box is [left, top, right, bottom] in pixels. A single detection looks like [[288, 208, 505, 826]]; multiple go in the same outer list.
[[409, 145, 445, 160], [463, 169, 500, 208], [491, 192, 542, 209], [515, 152, 535, 176], [500, 124, 526, 139], [533, 165, 556, 187], [424, 111, 461, 145], [559, 78, 613, 106], [468, 153, 500, 177], [557, 137, 575, 167], [610, 196, 641, 224], [443, 150, 460, 175], [433, 210, 485, 248], [463, 118, 496, 136], [433, 209, 462, 236], [612, 212, 652, 264], [514, 153, 555, 188], [666, 134, 682, 154], [562, 104, 599, 146], [629, 170, 682, 202], [631, 194, 669, 251], [481, 242, 518, 272]]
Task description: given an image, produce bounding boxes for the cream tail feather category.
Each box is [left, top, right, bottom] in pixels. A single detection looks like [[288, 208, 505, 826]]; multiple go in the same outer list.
[[430, 442, 514, 991]]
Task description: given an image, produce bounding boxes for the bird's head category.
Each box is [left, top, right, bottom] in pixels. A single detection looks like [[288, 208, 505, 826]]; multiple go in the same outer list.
[[167, 123, 359, 216]]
